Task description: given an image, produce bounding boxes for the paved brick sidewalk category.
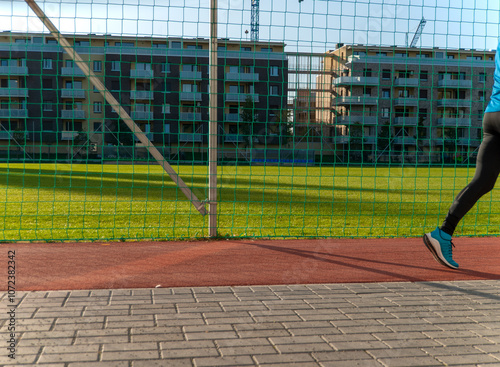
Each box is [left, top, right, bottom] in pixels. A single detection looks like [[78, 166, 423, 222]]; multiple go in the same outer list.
[[3, 280, 500, 366]]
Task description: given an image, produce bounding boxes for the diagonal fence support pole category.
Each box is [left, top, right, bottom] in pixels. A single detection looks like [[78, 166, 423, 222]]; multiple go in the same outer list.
[[208, 0, 218, 237], [25, 0, 207, 216]]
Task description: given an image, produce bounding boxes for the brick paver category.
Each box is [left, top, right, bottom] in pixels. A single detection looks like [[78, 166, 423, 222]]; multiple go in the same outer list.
[[3, 280, 500, 365]]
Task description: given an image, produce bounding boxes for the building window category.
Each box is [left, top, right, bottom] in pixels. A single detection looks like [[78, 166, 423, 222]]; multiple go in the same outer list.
[[43, 58, 52, 69], [382, 69, 391, 79], [381, 108, 390, 118], [479, 73, 486, 83], [419, 90, 428, 99], [479, 91, 485, 101], [186, 44, 203, 50], [241, 47, 251, 52], [363, 68, 372, 77], [162, 104, 171, 113], [161, 63, 170, 73], [93, 102, 102, 113], [93, 122, 102, 132], [270, 85, 279, 95], [382, 89, 390, 98], [420, 70, 428, 81], [270, 66, 279, 76], [111, 61, 120, 71], [261, 47, 273, 52], [171, 41, 182, 49], [43, 101, 53, 111], [93, 61, 102, 72]]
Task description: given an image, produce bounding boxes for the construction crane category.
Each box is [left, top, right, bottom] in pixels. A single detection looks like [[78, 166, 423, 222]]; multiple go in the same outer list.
[[251, 0, 259, 41], [407, 18, 427, 48]]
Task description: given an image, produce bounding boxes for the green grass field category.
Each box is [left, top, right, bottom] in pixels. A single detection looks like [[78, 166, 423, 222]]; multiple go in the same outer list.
[[0, 163, 499, 242]]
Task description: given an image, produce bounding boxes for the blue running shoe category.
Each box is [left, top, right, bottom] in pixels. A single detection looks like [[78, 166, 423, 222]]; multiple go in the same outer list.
[[423, 227, 459, 269]]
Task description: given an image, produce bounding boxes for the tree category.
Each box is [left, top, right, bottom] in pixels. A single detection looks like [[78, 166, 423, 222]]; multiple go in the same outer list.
[[73, 131, 89, 159], [273, 108, 293, 146], [239, 95, 257, 148]]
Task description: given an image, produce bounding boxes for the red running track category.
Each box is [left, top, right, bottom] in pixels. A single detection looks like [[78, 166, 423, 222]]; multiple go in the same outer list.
[[3, 237, 500, 291]]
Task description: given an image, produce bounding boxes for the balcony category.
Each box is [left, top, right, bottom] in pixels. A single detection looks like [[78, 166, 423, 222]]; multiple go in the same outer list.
[[225, 113, 240, 122], [180, 112, 202, 121], [130, 90, 153, 100], [179, 133, 203, 142], [334, 136, 350, 144], [393, 136, 416, 145], [61, 67, 85, 76], [332, 96, 378, 106], [130, 69, 154, 79], [436, 118, 471, 127], [180, 71, 202, 80], [0, 109, 28, 118], [364, 137, 377, 144], [131, 111, 153, 120], [60, 110, 86, 119], [225, 93, 260, 103], [336, 116, 377, 125], [61, 131, 79, 140], [0, 88, 28, 98], [331, 76, 380, 86], [437, 99, 470, 108], [438, 79, 473, 88], [180, 92, 203, 102], [61, 89, 85, 99], [226, 72, 259, 82], [224, 134, 245, 143], [393, 117, 419, 126], [0, 66, 28, 76], [393, 98, 419, 107], [393, 78, 419, 87]]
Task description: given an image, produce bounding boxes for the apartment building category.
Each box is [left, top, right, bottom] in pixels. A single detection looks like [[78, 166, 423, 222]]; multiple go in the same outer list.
[[0, 32, 288, 162], [316, 44, 495, 164]]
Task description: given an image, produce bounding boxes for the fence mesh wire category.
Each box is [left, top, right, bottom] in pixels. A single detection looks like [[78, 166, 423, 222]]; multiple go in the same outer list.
[[0, 0, 499, 242]]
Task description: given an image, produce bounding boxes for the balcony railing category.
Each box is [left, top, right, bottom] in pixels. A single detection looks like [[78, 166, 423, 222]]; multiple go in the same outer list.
[[0, 109, 28, 118], [130, 90, 153, 100], [180, 71, 202, 80], [0, 66, 28, 75], [336, 116, 377, 125], [179, 133, 203, 142], [393, 117, 419, 126], [225, 72, 259, 82], [225, 113, 240, 122], [436, 118, 471, 127], [332, 96, 378, 106], [225, 93, 260, 103], [393, 98, 419, 107], [437, 99, 470, 108], [61, 110, 86, 119], [392, 136, 417, 145], [180, 92, 203, 102], [331, 76, 380, 86], [61, 131, 79, 140], [334, 136, 350, 144], [180, 112, 202, 121], [61, 67, 85, 76], [131, 111, 153, 120], [61, 89, 86, 99], [130, 69, 154, 79], [224, 134, 245, 143], [438, 79, 473, 88], [0, 88, 28, 98], [393, 78, 420, 87]]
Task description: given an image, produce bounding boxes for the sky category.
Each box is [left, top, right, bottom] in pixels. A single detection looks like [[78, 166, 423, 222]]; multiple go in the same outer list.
[[1, 0, 500, 53]]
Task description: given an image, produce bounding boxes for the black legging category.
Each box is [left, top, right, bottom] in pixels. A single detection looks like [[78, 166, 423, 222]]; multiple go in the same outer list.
[[441, 111, 500, 235]]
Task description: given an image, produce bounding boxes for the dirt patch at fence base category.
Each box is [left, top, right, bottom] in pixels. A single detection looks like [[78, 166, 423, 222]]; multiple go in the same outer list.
[[4, 237, 500, 291]]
